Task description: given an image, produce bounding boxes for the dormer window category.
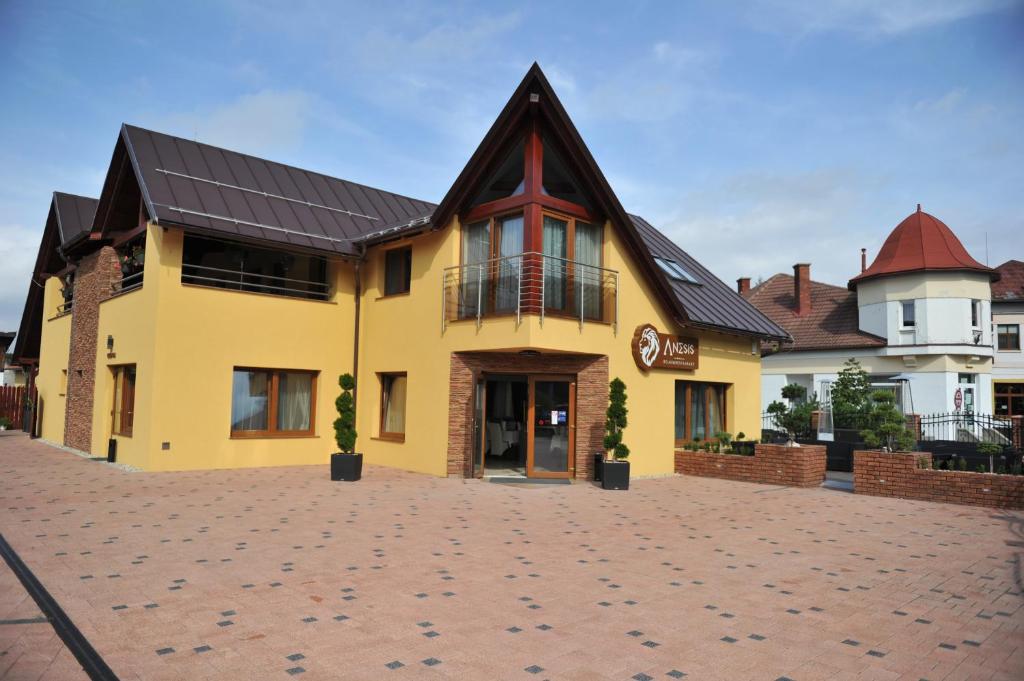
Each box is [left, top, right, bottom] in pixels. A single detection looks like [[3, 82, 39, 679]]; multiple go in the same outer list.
[[654, 256, 698, 283]]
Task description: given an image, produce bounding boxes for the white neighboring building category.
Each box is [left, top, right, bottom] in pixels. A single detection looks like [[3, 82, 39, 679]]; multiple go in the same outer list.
[[992, 260, 1024, 419], [742, 206, 998, 417]]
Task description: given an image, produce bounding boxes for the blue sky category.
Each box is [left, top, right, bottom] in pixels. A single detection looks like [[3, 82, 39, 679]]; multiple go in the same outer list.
[[1, 0, 1022, 333]]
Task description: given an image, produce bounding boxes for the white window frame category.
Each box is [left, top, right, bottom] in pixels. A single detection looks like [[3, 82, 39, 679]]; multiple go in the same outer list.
[[899, 300, 916, 329]]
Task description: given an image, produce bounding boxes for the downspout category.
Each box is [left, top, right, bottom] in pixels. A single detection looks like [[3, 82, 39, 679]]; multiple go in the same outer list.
[[351, 244, 366, 415]]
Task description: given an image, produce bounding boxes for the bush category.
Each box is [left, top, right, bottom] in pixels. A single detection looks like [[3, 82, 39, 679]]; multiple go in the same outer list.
[[603, 378, 629, 460], [859, 390, 915, 452], [831, 358, 873, 428], [333, 374, 357, 454], [766, 383, 818, 442], [0, 416, 11, 429], [977, 442, 1002, 457]]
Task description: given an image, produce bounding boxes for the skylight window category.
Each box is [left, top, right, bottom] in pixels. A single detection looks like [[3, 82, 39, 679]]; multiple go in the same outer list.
[[654, 256, 698, 283]]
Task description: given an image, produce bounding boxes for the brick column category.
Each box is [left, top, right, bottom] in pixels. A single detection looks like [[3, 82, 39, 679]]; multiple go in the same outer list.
[[64, 246, 121, 452]]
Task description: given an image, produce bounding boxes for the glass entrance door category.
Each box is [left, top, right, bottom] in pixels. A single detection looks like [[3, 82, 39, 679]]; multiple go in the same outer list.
[[527, 376, 575, 478]]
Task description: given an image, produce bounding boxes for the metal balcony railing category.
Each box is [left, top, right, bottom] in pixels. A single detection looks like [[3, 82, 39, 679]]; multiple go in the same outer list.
[[112, 270, 144, 295], [181, 263, 330, 301], [442, 252, 618, 332]]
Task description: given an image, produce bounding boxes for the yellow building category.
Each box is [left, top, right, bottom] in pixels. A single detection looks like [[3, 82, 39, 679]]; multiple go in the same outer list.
[[15, 65, 788, 478]]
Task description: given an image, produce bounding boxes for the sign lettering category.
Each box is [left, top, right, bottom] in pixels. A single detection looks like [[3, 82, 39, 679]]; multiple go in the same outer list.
[[631, 323, 699, 372]]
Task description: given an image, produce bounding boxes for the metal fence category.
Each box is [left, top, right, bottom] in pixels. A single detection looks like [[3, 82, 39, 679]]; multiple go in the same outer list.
[[442, 252, 618, 331], [181, 263, 330, 301], [917, 412, 1019, 445]]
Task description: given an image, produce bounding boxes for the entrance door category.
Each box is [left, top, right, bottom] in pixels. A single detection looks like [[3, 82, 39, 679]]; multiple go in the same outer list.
[[527, 376, 575, 478], [472, 375, 486, 478]]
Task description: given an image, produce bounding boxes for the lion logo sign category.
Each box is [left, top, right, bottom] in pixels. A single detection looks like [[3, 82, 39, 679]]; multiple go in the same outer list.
[[638, 325, 661, 368]]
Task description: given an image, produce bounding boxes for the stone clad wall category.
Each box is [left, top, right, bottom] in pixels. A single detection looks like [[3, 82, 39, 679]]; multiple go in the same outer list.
[[448, 352, 608, 479], [64, 246, 121, 452], [853, 450, 1024, 509], [674, 444, 826, 487]]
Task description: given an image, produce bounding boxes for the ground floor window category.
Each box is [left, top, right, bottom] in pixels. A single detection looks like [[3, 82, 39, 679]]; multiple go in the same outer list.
[[674, 380, 728, 444], [231, 368, 317, 437], [379, 373, 408, 441], [995, 383, 1024, 418], [111, 365, 136, 437]]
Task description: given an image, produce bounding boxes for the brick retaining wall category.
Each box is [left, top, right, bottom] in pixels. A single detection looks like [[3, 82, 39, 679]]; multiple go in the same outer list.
[[853, 450, 1024, 509], [674, 444, 826, 487]]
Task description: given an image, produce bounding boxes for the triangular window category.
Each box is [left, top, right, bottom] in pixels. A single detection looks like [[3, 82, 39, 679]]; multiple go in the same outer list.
[[469, 137, 525, 207], [541, 133, 592, 211]]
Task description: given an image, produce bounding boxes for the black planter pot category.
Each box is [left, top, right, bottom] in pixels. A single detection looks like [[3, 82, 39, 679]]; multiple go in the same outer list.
[[331, 453, 363, 481], [594, 455, 605, 482], [601, 459, 630, 490]]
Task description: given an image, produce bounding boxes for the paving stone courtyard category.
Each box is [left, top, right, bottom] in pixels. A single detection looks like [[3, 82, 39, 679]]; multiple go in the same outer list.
[[1, 431, 1022, 680]]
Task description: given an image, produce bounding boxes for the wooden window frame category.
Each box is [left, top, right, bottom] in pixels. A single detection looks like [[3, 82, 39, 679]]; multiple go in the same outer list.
[[382, 246, 413, 297], [997, 324, 1020, 351], [111, 364, 136, 437], [673, 380, 729, 447], [230, 367, 318, 439], [377, 372, 408, 442]]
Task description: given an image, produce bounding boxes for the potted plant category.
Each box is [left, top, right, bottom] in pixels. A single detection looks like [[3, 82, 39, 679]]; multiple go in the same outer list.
[[0, 416, 10, 431], [601, 377, 630, 490], [330, 373, 363, 481]]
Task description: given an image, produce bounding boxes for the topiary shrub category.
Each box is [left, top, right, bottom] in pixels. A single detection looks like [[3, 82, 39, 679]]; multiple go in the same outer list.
[[603, 378, 629, 460], [859, 390, 915, 452], [333, 373, 357, 454]]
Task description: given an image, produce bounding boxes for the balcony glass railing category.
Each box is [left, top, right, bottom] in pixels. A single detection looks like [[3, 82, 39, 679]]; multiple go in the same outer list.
[[442, 252, 617, 332], [182, 263, 330, 301]]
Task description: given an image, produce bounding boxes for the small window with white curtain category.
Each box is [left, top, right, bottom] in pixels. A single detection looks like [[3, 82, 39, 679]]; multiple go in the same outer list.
[[379, 373, 408, 441], [900, 300, 915, 328], [230, 368, 317, 438]]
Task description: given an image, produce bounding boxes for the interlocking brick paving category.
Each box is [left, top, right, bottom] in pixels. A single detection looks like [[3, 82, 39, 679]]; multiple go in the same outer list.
[[1, 431, 1023, 680]]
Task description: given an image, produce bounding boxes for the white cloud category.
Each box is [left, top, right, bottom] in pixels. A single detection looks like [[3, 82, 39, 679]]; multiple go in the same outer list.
[[747, 0, 1017, 36], [913, 87, 967, 113], [150, 89, 315, 157], [0, 222, 41, 334]]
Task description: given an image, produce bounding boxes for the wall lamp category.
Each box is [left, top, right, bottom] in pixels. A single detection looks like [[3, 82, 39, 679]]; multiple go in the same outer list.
[[106, 335, 114, 352]]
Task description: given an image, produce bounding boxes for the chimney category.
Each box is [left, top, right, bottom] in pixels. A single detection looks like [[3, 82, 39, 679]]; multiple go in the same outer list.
[[793, 263, 811, 316], [860, 248, 867, 272], [737, 277, 751, 294]]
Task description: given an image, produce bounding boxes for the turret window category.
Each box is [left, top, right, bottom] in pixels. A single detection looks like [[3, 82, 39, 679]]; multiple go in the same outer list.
[[900, 300, 915, 328]]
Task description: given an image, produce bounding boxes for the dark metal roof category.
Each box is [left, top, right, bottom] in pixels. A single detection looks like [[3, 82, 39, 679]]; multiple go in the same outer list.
[[53, 192, 98, 247], [118, 124, 435, 256], [13, 193, 99, 363], [631, 215, 790, 341]]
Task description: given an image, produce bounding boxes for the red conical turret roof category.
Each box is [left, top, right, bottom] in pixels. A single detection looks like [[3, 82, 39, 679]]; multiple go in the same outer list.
[[849, 205, 997, 288]]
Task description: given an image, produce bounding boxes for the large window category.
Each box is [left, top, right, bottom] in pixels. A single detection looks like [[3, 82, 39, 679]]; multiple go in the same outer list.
[[379, 373, 407, 441], [674, 381, 728, 444], [384, 247, 412, 296], [182, 235, 329, 301], [997, 324, 1020, 351], [111, 365, 136, 437], [995, 383, 1024, 417], [231, 368, 317, 437], [461, 213, 525, 315]]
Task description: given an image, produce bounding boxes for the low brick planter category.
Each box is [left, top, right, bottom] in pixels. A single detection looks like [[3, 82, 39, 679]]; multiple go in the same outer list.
[[674, 443, 826, 488], [853, 450, 1024, 509]]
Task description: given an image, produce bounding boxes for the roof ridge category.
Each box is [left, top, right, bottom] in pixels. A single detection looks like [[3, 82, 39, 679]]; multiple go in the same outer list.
[[122, 123, 436, 209]]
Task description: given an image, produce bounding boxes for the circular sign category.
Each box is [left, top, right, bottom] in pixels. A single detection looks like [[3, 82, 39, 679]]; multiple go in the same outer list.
[[953, 387, 963, 410]]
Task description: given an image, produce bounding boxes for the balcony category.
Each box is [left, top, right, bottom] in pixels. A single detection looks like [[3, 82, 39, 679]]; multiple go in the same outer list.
[[442, 252, 618, 332]]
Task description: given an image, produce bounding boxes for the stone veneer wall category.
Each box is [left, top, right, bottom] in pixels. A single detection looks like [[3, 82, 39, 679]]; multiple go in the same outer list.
[[675, 444, 827, 487], [853, 450, 1024, 509], [448, 352, 608, 479], [64, 246, 121, 452]]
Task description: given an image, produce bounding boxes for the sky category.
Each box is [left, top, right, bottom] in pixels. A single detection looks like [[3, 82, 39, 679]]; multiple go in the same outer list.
[[1, 0, 1022, 336]]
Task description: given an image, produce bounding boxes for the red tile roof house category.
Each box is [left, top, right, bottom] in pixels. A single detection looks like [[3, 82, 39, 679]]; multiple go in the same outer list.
[[992, 260, 1024, 419], [741, 205, 1002, 423]]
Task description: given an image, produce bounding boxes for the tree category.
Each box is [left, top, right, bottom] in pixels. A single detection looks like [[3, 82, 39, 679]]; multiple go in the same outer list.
[[831, 358, 872, 428], [859, 390, 915, 452], [766, 383, 818, 444], [333, 374, 357, 453], [603, 377, 630, 460]]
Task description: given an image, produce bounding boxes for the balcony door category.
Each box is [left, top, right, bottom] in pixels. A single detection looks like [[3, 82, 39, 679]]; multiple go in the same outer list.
[[527, 375, 575, 478]]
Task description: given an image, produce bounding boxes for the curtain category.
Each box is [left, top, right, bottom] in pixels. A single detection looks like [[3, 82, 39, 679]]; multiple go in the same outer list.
[[690, 384, 706, 440], [232, 370, 269, 431], [461, 221, 490, 317], [384, 375, 407, 434], [496, 215, 523, 312], [574, 222, 601, 319], [707, 384, 723, 437], [543, 216, 567, 310], [277, 372, 312, 431], [674, 381, 686, 440]]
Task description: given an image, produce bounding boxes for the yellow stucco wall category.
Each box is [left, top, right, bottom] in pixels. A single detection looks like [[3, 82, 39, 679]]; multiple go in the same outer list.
[[36, 278, 71, 443], [90, 225, 355, 471], [356, 217, 762, 478]]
